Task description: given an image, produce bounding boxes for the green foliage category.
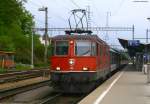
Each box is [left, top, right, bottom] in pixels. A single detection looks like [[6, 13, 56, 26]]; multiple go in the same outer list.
[[0, 0, 22, 26], [0, 68, 6, 74], [33, 35, 45, 65], [0, 0, 47, 67], [15, 63, 31, 71], [0, 35, 15, 51]]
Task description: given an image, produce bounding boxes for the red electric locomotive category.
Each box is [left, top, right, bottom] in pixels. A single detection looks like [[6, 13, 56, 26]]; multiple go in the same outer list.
[[49, 9, 125, 93], [50, 30, 110, 93]]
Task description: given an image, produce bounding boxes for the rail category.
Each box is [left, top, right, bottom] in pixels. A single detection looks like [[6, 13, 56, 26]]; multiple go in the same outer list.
[[0, 69, 50, 84], [38, 93, 86, 104], [0, 80, 51, 99], [39, 93, 62, 104]]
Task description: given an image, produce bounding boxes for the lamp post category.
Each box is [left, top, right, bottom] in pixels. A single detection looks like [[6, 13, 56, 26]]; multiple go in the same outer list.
[[38, 7, 48, 63], [146, 18, 150, 55], [146, 17, 150, 82], [31, 28, 34, 69], [147, 18, 150, 43]]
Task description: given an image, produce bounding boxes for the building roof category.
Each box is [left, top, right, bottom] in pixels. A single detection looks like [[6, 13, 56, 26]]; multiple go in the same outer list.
[[0, 51, 15, 54], [118, 38, 149, 57]]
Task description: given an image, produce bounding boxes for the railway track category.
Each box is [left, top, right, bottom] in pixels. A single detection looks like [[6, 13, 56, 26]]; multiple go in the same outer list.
[[0, 87, 85, 104], [38, 93, 86, 104], [0, 65, 127, 104], [0, 69, 50, 84], [39, 93, 62, 104], [0, 80, 51, 100]]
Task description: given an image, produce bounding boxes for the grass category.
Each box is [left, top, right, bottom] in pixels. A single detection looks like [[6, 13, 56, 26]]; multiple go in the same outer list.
[[34, 63, 49, 68], [0, 68, 7, 74], [0, 64, 32, 74], [15, 64, 32, 71]]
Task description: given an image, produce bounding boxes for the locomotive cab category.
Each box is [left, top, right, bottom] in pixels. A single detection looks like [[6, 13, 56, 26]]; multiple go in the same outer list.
[[50, 33, 111, 93], [51, 39, 97, 72]]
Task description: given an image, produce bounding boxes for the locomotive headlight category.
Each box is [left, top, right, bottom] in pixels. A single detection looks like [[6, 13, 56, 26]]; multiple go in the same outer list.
[[56, 67, 60, 71], [70, 40, 74, 44], [69, 59, 75, 65], [83, 67, 88, 71]]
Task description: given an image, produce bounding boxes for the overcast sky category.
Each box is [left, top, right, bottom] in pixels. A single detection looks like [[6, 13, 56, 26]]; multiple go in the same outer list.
[[25, 0, 150, 48]]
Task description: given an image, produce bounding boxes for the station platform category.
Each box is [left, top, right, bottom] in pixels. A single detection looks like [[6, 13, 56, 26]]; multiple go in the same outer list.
[[79, 65, 150, 104]]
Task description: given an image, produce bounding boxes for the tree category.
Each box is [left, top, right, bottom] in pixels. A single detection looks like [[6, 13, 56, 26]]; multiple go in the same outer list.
[[0, 0, 46, 66]]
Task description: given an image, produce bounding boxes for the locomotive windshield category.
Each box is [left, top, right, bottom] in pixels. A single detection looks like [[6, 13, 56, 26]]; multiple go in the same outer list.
[[75, 41, 96, 56], [55, 41, 69, 55]]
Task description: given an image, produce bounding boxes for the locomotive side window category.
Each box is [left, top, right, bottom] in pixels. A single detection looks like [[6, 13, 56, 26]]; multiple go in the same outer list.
[[55, 41, 69, 55], [100, 46, 103, 56], [75, 41, 96, 56], [50, 41, 55, 56], [91, 42, 97, 56], [96, 43, 98, 56], [106, 47, 109, 55]]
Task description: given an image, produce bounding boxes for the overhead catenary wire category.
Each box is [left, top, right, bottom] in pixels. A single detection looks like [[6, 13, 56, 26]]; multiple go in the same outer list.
[[133, 0, 149, 2], [90, 1, 103, 27], [91, 1, 101, 19], [112, 0, 126, 16], [51, 13, 67, 22], [55, 0, 72, 11], [27, 0, 67, 28], [70, 0, 81, 9], [28, 0, 42, 7], [51, 0, 72, 22]]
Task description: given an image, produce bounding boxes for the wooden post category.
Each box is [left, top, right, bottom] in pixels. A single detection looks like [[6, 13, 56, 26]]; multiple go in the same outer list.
[[2, 58, 4, 69]]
